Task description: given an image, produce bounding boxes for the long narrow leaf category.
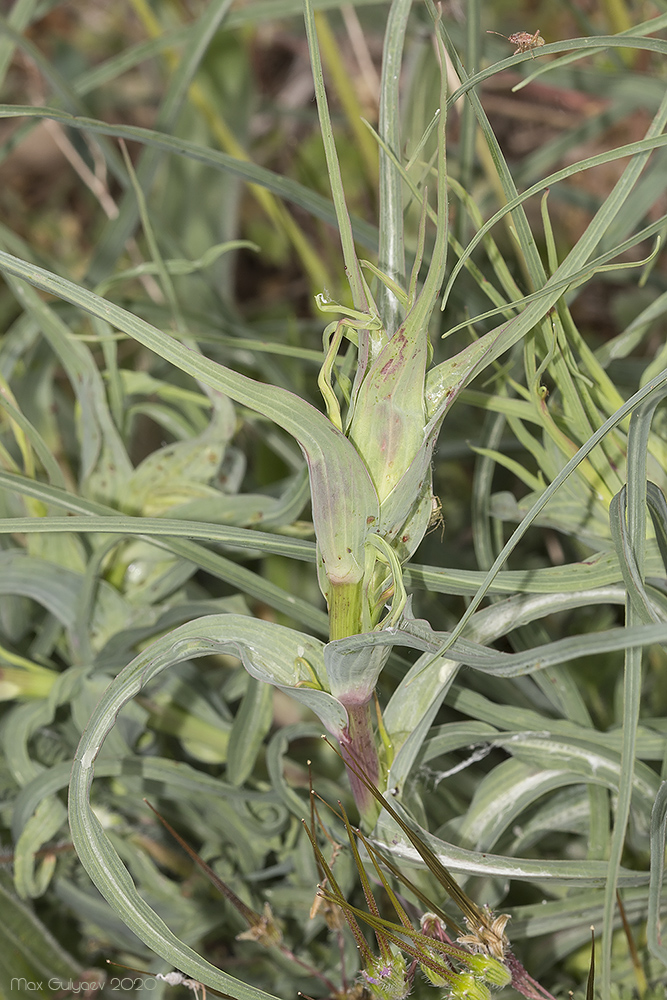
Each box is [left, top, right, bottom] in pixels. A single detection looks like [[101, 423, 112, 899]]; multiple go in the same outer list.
[[0, 106, 379, 252], [0, 249, 379, 587]]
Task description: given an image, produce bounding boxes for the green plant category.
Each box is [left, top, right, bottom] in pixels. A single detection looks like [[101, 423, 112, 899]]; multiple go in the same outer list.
[[1, 1, 667, 998]]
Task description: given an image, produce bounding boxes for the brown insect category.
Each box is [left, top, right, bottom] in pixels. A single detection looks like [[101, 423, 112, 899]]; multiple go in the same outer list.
[[487, 28, 545, 57]]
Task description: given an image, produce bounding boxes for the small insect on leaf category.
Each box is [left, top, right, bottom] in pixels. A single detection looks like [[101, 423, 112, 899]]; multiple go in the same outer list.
[[426, 494, 445, 540], [487, 28, 545, 57]]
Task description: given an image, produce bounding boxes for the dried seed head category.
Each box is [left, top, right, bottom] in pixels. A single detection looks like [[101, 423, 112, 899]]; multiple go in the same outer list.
[[310, 886, 346, 931], [457, 909, 510, 960], [235, 901, 283, 948]]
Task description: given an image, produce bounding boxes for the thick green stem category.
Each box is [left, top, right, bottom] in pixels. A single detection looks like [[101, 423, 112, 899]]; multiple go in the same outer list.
[[328, 580, 364, 641], [339, 700, 381, 828], [328, 579, 381, 826]]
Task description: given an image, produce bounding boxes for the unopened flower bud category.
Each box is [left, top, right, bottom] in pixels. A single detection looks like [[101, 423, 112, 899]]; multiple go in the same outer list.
[[448, 973, 491, 1000], [420, 911, 448, 941], [362, 949, 410, 1000], [467, 954, 512, 987]]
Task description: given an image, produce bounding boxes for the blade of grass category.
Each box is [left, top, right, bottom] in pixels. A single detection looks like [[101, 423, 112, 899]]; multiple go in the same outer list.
[[303, 0, 369, 313], [647, 781, 667, 966], [0, 1, 38, 90], [314, 11, 378, 183], [87, 0, 235, 281], [601, 384, 667, 996], [129, 0, 331, 294], [376, 0, 411, 333], [0, 104, 380, 252], [0, 247, 380, 591], [0, 469, 327, 634]]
